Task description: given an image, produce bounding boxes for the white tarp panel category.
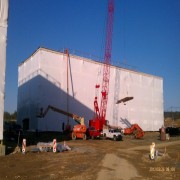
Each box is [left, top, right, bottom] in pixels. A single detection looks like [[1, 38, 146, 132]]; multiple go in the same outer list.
[[17, 48, 163, 132], [113, 70, 164, 131], [0, 0, 8, 140]]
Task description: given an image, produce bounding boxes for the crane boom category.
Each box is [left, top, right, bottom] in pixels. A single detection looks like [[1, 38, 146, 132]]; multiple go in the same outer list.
[[89, 0, 115, 136], [38, 105, 85, 125], [37, 105, 87, 140], [100, 0, 114, 123]]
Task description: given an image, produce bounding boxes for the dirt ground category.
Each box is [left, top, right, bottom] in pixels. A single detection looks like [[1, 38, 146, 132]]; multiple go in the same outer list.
[[0, 131, 179, 180]]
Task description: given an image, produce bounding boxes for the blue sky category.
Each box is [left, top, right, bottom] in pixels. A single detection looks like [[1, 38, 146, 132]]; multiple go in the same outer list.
[[5, 0, 180, 113]]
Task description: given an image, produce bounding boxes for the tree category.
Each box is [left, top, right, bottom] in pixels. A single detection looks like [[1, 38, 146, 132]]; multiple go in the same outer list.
[[11, 111, 17, 120], [4, 111, 11, 121], [4, 111, 17, 122]]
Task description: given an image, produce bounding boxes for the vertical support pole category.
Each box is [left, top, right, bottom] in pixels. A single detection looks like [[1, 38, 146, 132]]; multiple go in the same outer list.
[[65, 49, 69, 126], [113, 69, 120, 126]]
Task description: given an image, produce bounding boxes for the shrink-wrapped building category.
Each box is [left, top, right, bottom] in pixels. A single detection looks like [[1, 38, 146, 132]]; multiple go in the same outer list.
[[17, 47, 163, 132]]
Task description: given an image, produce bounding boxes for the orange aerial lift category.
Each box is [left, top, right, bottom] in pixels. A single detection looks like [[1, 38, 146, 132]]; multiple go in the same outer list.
[[37, 105, 87, 140], [122, 124, 144, 139], [116, 98, 144, 139]]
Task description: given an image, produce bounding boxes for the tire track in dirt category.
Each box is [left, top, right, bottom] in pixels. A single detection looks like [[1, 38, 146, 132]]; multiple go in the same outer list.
[[97, 153, 142, 180], [96, 140, 180, 180]]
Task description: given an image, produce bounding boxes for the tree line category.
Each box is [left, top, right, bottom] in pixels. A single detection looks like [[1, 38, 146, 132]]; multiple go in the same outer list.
[[164, 111, 180, 119], [4, 111, 17, 121], [3, 111, 180, 121]]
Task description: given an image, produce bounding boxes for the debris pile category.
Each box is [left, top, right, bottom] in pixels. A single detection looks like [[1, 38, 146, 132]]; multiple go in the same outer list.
[[32, 140, 71, 153]]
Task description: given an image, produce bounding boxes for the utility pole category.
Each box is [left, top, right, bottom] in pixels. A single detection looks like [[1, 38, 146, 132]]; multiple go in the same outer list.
[[64, 49, 70, 130]]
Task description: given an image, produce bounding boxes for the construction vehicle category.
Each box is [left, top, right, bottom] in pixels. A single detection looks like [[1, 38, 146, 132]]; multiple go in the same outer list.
[[101, 125, 122, 141], [122, 124, 144, 139], [88, 0, 144, 140], [116, 98, 144, 139], [37, 105, 87, 140], [88, 0, 115, 139]]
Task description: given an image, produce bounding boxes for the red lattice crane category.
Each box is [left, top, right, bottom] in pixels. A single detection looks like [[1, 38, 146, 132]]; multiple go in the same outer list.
[[88, 0, 114, 138]]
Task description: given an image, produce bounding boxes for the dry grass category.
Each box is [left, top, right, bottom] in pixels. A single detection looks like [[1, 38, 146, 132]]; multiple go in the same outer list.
[[164, 118, 180, 127]]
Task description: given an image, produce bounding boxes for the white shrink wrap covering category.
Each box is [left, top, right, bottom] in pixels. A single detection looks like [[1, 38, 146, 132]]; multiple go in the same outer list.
[[17, 48, 163, 132], [0, 0, 8, 140]]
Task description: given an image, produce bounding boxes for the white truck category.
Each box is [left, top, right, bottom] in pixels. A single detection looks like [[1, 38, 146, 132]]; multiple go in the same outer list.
[[102, 128, 123, 141]]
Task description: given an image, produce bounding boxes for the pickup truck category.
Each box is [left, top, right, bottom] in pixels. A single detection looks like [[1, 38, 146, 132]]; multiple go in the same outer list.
[[102, 128, 123, 141]]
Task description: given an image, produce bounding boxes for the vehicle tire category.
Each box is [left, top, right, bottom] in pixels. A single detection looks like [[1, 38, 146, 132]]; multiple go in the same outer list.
[[133, 129, 138, 135], [113, 135, 117, 141], [103, 133, 106, 140], [72, 133, 76, 140], [118, 135, 122, 141], [83, 134, 87, 140], [91, 135, 94, 140]]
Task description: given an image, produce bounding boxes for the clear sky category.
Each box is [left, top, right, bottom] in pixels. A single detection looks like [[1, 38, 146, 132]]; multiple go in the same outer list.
[[4, 0, 180, 113]]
